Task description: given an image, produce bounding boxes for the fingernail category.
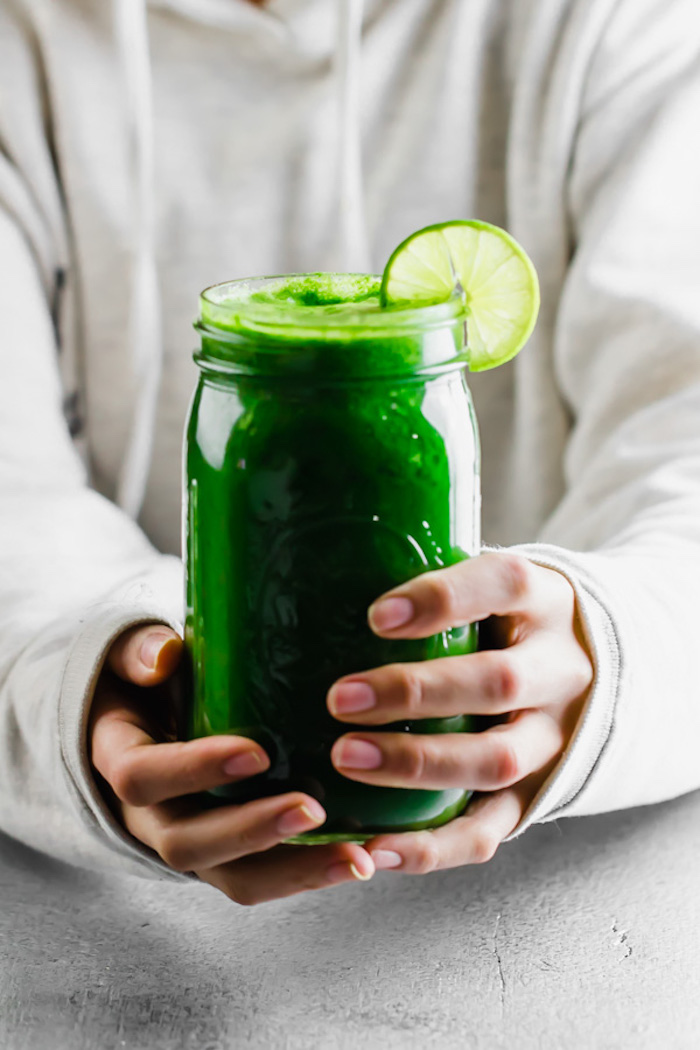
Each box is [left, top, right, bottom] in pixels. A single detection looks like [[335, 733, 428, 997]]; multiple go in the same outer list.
[[326, 861, 374, 884], [277, 800, 326, 837], [329, 682, 376, 716], [334, 739, 383, 770], [140, 632, 172, 671], [368, 597, 414, 632], [223, 751, 266, 778], [371, 850, 403, 870]]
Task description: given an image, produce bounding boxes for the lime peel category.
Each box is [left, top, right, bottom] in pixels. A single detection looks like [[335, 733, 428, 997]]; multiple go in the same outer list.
[[380, 220, 540, 371]]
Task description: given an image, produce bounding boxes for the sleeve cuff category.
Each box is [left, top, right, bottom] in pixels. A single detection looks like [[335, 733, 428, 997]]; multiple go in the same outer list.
[[58, 600, 192, 881], [493, 544, 623, 839]]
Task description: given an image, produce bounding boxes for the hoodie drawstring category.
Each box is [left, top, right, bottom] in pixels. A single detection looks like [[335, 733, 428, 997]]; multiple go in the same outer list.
[[115, 0, 163, 519], [333, 0, 370, 272]]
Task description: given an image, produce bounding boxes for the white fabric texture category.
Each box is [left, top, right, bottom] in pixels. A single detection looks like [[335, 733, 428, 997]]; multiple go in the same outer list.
[[0, 0, 699, 876]]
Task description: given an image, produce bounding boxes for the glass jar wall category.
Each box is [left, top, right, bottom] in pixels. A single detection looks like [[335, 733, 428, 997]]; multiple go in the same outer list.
[[185, 274, 480, 842]]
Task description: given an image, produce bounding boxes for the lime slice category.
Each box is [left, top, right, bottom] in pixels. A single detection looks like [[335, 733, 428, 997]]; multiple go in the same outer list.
[[380, 220, 540, 371]]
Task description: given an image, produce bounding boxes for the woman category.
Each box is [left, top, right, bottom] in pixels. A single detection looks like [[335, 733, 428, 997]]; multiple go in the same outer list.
[[1, 0, 699, 903]]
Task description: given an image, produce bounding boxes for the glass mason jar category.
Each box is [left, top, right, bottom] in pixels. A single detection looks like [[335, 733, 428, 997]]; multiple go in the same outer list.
[[184, 274, 481, 843]]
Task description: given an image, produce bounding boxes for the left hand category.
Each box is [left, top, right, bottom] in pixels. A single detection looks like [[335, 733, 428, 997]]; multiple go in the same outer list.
[[327, 552, 594, 875]]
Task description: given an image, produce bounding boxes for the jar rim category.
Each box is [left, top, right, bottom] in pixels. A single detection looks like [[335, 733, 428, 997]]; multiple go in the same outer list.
[[198, 273, 466, 340]]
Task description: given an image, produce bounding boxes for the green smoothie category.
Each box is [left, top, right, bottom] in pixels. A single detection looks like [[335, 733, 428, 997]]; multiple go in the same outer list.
[[185, 273, 480, 842]]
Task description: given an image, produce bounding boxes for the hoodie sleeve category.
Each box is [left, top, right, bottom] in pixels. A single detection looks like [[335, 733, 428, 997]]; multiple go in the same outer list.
[[0, 4, 190, 879], [0, 205, 189, 879], [507, 0, 700, 833]]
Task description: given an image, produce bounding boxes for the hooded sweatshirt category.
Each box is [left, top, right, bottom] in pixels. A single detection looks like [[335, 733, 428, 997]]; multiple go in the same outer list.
[[1, 0, 699, 881]]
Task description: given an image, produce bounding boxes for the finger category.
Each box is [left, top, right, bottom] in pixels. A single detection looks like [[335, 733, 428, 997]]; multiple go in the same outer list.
[[368, 552, 552, 638], [327, 635, 593, 723], [330, 708, 565, 791], [91, 689, 270, 806], [108, 624, 182, 687], [201, 843, 376, 906], [366, 787, 526, 875], [124, 791, 335, 871]]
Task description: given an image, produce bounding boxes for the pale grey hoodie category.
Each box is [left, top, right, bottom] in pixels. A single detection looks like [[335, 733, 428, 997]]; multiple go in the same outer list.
[[1, 0, 699, 881]]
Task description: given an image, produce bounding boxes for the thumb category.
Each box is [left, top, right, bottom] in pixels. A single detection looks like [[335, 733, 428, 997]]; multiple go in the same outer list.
[[108, 624, 182, 687]]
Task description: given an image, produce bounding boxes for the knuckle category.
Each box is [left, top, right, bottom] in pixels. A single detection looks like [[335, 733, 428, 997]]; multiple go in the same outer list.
[[393, 665, 423, 716], [470, 826, 499, 865], [109, 754, 146, 807], [572, 651, 594, 696], [398, 740, 427, 783], [423, 573, 459, 622], [499, 656, 521, 704], [488, 738, 520, 787], [484, 653, 521, 705], [411, 833, 441, 875], [230, 883, 260, 908], [498, 554, 532, 604], [156, 827, 193, 873]]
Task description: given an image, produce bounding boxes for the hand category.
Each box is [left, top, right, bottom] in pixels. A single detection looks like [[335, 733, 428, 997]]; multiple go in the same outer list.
[[89, 624, 375, 904], [327, 553, 593, 875]]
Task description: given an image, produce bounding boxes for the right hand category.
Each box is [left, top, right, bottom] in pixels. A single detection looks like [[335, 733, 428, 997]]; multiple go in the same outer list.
[[89, 624, 375, 905]]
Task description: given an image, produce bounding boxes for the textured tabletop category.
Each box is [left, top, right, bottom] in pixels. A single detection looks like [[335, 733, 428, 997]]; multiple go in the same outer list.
[[2, 790, 700, 1050]]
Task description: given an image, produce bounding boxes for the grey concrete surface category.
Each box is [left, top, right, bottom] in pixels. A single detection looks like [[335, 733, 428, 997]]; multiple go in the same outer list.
[[2, 791, 700, 1050]]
